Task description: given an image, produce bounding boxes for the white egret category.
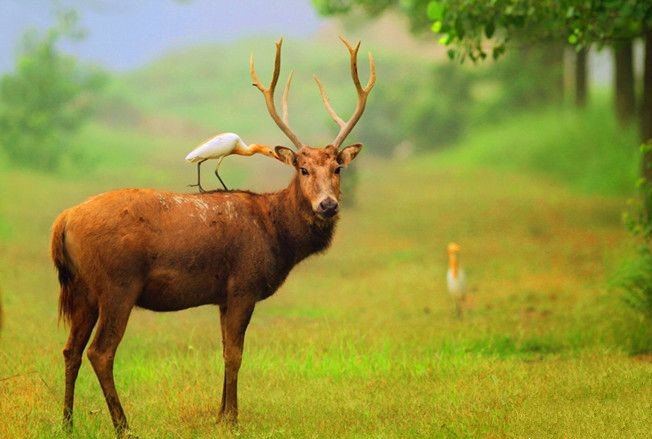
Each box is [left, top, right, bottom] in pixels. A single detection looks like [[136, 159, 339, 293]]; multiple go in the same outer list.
[[447, 242, 467, 319], [185, 132, 276, 192]]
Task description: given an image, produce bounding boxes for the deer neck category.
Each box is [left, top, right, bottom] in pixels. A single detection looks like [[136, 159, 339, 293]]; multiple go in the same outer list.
[[270, 175, 336, 265]]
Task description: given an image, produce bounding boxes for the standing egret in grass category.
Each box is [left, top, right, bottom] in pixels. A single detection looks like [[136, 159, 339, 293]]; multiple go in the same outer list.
[[447, 242, 467, 319], [185, 132, 276, 192]]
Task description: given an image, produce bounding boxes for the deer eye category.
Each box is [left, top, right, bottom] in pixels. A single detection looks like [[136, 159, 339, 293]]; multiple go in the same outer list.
[[334, 166, 343, 175], [300, 167, 309, 176]]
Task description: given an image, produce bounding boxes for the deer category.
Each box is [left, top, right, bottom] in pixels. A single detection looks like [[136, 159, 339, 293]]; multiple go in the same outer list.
[[50, 37, 375, 435]]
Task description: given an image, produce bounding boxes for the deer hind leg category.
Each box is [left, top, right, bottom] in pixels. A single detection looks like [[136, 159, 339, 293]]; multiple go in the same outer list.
[[87, 290, 137, 435], [219, 305, 227, 416], [62, 292, 98, 432], [219, 298, 255, 424]]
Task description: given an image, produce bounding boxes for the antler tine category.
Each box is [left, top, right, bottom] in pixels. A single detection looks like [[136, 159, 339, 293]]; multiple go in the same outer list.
[[282, 70, 293, 125], [324, 36, 376, 148], [249, 38, 304, 150], [313, 74, 346, 128], [249, 53, 264, 91], [271, 39, 282, 90], [366, 51, 377, 92], [339, 36, 363, 92]]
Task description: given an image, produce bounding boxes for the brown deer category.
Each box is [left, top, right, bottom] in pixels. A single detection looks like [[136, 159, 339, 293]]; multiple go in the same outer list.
[[51, 37, 375, 435]]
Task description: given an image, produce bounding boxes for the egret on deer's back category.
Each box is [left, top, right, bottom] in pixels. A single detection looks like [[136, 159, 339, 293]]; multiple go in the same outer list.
[[185, 132, 276, 192]]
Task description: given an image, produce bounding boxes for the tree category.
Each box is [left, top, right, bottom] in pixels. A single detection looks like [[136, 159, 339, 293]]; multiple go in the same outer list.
[[314, 0, 652, 183], [0, 9, 104, 171], [560, 1, 651, 137], [614, 39, 636, 125], [313, 1, 581, 103], [642, 32, 652, 189], [314, 0, 652, 122]]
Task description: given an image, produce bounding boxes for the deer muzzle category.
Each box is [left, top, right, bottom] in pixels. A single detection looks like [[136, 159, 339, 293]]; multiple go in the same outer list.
[[316, 197, 339, 218]]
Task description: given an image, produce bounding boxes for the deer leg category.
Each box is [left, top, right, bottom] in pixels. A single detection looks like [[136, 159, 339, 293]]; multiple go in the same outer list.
[[62, 295, 98, 432], [87, 300, 134, 435], [188, 159, 207, 193], [220, 299, 255, 423], [219, 305, 227, 416]]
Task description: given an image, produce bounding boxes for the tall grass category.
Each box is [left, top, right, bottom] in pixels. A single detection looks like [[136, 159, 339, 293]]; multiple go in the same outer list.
[[438, 100, 639, 196]]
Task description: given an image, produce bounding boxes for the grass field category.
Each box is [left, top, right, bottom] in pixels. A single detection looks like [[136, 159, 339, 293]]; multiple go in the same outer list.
[[0, 40, 650, 437], [1, 105, 651, 437]]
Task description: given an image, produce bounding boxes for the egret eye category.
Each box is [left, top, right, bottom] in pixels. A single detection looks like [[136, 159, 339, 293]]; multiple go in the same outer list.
[[300, 167, 309, 176], [334, 166, 343, 175]]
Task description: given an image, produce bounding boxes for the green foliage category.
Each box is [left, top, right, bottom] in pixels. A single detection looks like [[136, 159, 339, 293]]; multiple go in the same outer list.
[[314, 0, 432, 32], [314, 1, 652, 59], [439, 101, 639, 196], [613, 247, 652, 321], [485, 44, 563, 112], [313, 0, 398, 17], [427, 0, 565, 62], [612, 147, 652, 352], [404, 62, 474, 151], [349, 62, 473, 155], [0, 10, 105, 171], [563, 0, 652, 47], [364, 45, 564, 154], [615, 144, 652, 326], [429, 0, 652, 60]]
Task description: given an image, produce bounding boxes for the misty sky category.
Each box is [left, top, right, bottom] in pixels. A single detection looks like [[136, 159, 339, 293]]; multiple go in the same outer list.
[[0, 0, 324, 72]]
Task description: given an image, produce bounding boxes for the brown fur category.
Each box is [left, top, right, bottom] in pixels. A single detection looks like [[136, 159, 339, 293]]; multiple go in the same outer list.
[[51, 145, 361, 433]]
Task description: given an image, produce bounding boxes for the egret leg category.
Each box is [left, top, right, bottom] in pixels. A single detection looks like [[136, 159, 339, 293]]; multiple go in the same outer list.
[[455, 298, 463, 320], [215, 159, 228, 191], [188, 159, 207, 193]]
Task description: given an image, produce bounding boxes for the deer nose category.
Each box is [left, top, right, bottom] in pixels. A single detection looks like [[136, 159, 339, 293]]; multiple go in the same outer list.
[[318, 198, 339, 217]]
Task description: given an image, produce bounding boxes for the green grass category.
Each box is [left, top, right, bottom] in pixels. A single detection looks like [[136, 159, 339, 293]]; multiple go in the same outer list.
[[1, 110, 651, 437]]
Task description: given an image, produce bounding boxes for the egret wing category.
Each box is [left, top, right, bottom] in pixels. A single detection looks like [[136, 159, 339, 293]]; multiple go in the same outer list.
[[185, 133, 240, 162]]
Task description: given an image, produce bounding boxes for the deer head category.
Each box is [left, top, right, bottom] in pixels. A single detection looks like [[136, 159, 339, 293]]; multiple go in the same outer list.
[[250, 37, 375, 219]]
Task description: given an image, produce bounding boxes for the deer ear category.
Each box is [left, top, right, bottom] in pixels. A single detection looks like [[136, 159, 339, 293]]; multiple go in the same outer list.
[[337, 143, 363, 166], [274, 146, 296, 166]]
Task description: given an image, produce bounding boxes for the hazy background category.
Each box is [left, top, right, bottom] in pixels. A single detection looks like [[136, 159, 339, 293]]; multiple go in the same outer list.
[[0, 0, 322, 72]]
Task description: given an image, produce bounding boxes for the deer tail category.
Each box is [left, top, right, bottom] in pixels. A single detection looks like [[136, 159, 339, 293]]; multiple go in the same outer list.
[[51, 211, 74, 326]]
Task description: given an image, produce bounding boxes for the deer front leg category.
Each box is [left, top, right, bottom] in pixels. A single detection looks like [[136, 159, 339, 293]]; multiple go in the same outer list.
[[219, 298, 255, 424]]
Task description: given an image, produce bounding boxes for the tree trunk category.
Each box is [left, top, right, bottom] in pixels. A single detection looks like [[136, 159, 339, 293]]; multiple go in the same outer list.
[[546, 41, 565, 102], [643, 31, 652, 145], [614, 39, 636, 126], [563, 47, 575, 103], [575, 47, 588, 107], [641, 30, 652, 215]]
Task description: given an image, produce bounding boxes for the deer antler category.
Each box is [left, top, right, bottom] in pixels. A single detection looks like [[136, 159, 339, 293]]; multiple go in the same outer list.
[[314, 36, 376, 149], [250, 39, 303, 150], [282, 70, 293, 126]]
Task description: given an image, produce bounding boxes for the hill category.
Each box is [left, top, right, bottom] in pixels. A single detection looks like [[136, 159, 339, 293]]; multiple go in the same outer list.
[[103, 37, 432, 147]]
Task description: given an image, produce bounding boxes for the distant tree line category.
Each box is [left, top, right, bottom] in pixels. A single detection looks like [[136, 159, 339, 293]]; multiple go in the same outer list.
[[313, 1, 652, 169], [0, 9, 104, 171]]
